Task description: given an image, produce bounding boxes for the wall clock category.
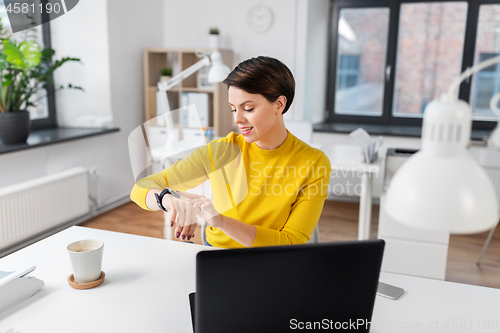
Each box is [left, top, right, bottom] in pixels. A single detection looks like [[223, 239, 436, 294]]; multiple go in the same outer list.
[[246, 5, 274, 33]]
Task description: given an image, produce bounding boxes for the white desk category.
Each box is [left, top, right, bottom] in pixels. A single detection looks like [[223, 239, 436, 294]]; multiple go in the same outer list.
[[1, 227, 499, 332], [0, 227, 205, 332], [322, 145, 380, 240]]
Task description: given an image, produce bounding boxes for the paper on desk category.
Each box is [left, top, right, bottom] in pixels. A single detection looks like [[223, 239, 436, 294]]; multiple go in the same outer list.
[[349, 128, 383, 163]]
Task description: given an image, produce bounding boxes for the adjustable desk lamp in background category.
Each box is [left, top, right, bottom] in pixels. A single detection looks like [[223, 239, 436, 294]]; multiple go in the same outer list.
[[156, 50, 231, 153], [386, 55, 500, 235]]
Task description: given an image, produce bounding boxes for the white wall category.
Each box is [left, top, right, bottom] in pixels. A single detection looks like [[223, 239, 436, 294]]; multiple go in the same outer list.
[[163, 0, 306, 119], [161, 0, 329, 124], [51, 0, 113, 128], [292, 0, 309, 122], [0, 0, 164, 207], [303, 0, 330, 124]]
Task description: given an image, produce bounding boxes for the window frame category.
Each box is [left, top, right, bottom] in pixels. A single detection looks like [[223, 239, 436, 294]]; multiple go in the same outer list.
[[0, 0, 58, 129], [31, 2, 57, 130], [326, 0, 500, 132], [473, 53, 500, 113]]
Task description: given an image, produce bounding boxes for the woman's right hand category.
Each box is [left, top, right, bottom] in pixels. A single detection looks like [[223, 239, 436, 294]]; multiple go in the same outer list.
[[162, 194, 198, 241]]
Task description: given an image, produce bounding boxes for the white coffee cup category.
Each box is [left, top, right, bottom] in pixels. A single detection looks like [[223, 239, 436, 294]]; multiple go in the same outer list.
[[67, 239, 104, 284]]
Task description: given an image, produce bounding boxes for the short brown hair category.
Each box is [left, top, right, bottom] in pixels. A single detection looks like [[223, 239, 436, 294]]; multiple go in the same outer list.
[[223, 56, 295, 114]]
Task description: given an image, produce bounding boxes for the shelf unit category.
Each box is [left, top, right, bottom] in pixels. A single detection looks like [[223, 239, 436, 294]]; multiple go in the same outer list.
[[143, 48, 234, 138]]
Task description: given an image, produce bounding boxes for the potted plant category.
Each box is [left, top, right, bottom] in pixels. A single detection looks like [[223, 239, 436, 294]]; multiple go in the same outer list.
[[0, 18, 82, 144], [208, 27, 219, 49], [160, 66, 173, 82]]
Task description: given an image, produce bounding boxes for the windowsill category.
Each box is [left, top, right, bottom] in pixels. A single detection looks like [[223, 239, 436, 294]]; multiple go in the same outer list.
[[0, 127, 120, 155], [313, 122, 492, 141]]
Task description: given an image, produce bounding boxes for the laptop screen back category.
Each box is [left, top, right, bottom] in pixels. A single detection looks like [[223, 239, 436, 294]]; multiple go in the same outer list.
[[195, 240, 385, 333]]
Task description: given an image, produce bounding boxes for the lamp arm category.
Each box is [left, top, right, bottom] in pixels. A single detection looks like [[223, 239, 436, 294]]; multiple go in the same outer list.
[[157, 56, 211, 92], [447, 55, 500, 98]]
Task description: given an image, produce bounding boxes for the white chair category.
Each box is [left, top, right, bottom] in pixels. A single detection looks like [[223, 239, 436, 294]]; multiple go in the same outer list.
[[477, 224, 498, 265], [309, 226, 320, 244]]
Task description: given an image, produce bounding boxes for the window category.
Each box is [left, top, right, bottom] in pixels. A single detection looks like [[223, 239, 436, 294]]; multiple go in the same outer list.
[[393, 2, 468, 118], [338, 55, 361, 90], [470, 4, 500, 121], [334, 8, 389, 117], [327, 0, 500, 132], [0, 0, 57, 129], [473, 53, 500, 117]]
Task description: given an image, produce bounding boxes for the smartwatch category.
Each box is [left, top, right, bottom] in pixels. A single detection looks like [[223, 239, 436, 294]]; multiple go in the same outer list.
[[154, 187, 180, 212]]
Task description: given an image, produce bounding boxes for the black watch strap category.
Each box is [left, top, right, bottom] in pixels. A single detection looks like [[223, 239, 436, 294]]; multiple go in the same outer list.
[[155, 187, 172, 212]]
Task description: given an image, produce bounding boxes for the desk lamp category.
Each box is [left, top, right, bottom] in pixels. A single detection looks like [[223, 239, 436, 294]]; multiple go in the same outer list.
[[157, 50, 230, 93], [155, 50, 230, 148], [385, 56, 500, 234]]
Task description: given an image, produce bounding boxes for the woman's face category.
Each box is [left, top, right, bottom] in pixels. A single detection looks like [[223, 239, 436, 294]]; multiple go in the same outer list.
[[228, 86, 286, 146]]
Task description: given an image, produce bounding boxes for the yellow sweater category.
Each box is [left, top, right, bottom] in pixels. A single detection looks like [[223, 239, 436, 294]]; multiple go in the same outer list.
[[130, 130, 331, 248]]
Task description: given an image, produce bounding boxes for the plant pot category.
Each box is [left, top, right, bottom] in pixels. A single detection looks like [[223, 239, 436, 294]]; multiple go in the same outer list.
[[160, 75, 172, 83], [0, 111, 31, 144], [208, 35, 220, 49]]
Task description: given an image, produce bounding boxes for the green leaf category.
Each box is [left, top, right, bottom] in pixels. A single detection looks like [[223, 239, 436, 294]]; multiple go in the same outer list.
[[19, 41, 41, 68], [2, 40, 42, 71], [41, 48, 55, 61], [0, 36, 82, 112], [3, 40, 25, 70], [3, 73, 13, 87]]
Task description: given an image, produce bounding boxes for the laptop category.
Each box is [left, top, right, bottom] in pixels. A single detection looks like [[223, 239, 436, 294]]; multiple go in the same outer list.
[[190, 239, 385, 333]]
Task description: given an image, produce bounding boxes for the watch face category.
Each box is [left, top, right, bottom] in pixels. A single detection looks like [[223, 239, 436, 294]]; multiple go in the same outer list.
[[246, 5, 273, 33]]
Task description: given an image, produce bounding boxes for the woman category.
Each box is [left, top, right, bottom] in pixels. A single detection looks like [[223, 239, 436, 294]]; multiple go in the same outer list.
[[130, 56, 331, 248]]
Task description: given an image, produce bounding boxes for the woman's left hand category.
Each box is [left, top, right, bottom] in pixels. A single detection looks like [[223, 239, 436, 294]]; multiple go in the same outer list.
[[175, 191, 224, 228]]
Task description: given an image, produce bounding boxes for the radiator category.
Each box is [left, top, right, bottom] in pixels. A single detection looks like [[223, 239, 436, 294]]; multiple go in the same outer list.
[[0, 167, 89, 251]]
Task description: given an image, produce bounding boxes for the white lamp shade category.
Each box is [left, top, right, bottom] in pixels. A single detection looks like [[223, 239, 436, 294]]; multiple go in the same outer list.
[[385, 97, 499, 234], [386, 55, 500, 234], [385, 150, 499, 234], [208, 51, 230, 83]]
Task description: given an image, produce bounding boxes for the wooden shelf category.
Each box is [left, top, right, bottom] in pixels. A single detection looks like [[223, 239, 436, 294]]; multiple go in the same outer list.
[[181, 87, 214, 93], [147, 86, 181, 92], [147, 87, 213, 93], [143, 48, 233, 137], [145, 47, 232, 54]]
